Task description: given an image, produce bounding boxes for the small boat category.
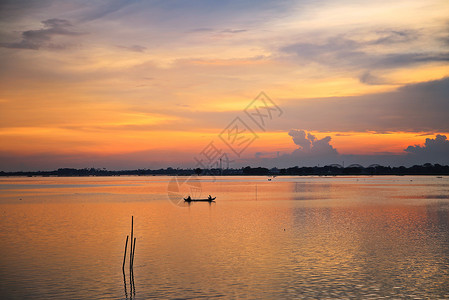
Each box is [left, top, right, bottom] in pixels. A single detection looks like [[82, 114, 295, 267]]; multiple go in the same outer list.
[[184, 196, 216, 202]]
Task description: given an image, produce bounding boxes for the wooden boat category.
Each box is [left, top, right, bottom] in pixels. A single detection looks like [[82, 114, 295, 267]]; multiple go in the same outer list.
[[184, 196, 216, 202]]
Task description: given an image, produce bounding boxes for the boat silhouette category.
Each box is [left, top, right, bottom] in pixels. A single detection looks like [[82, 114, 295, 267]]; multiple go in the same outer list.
[[184, 196, 216, 202]]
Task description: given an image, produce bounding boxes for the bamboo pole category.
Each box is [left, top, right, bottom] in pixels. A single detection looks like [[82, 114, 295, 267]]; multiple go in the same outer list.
[[122, 235, 129, 271], [131, 237, 136, 270], [129, 216, 133, 271], [131, 237, 136, 295]]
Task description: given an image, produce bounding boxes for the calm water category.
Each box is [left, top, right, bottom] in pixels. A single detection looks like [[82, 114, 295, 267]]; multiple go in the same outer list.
[[0, 176, 448, 299]]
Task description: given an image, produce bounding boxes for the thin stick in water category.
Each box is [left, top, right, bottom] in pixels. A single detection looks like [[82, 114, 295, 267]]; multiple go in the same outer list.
[[131, 237, 136, 295], [129, 216, 133, 272], [131, 237, 136, 270], [122, 235, 129, 271]]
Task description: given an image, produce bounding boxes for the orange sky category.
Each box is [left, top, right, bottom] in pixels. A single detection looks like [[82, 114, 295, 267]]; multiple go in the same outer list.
[[0, 1, 448, 170]]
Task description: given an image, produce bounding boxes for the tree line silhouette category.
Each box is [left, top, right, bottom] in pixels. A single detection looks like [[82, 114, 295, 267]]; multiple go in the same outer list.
[[1, 163, 449, 176]]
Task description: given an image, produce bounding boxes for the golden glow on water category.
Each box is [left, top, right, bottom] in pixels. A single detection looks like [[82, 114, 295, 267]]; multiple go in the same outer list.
[[0, 176, 448, 298]]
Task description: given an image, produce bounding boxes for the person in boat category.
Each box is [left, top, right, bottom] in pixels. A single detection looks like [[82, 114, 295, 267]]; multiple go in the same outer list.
[[186, 195, 191, 201], [208, 195, 212, 200]]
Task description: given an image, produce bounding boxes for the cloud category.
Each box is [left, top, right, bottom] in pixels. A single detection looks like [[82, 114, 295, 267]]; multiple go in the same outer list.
[[77, 0, 138, 22], [289, 130, 312, 151], [377, 52, 449, 68], [359, 71, 389, 85], [0, 0, 53, 22], [281, 29, 449, 70], [190, 28, 214, 33], [288, 129, 338, 157], [370, 30, 418, 45], [221, 29, 247, 34], [279, 77, 449, 133], [405, 134, 449, 163], [0, 18, 84, 50]]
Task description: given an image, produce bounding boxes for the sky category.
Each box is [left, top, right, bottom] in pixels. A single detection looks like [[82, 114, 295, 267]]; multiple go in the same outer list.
[[0, 0, 448, 171]]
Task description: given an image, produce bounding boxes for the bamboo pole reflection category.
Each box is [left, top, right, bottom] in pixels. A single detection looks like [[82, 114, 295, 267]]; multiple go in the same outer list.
[[122, 269, 128, 299], [122, 267, 136, 299]]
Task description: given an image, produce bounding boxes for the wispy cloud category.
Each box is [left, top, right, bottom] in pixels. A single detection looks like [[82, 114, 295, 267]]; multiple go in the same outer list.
[[221, 29, 247, 34], [117, 44, 147, 52], [281, 28, 449, 71], [77, 0, 138, 22]]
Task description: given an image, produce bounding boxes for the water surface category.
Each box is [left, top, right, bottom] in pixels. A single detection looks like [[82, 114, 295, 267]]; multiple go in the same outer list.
[[0, 176, 448, 299]]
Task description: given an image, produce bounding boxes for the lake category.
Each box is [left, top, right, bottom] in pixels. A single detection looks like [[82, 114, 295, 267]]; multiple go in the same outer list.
[[1, 176, 448, 299]]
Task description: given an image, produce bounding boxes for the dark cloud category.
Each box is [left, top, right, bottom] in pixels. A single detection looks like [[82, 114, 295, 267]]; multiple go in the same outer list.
[[279, 77, 449, 133], [0, 18, 84, 50], [405, 134, 449, 162]]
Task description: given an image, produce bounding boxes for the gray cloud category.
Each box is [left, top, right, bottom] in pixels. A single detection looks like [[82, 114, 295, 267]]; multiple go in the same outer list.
[[370, 30, 418, 45], [359, 71, 389, 85], [405, 134, 449, 162], [288, 130, 336, 164], [0, 0, 53, 22], [279, 77, 449, 133], [289, 129, 338, 156], [281, 29, 449, 70], [377, 52, 449, 68], [1, 18, 84, 50]]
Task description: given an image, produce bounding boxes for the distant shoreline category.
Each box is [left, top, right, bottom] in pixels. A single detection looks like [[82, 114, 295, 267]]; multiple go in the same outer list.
[[1, 164, 448, 177]]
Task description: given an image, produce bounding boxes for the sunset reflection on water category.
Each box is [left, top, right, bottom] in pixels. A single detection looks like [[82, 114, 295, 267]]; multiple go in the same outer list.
[[0, 176, 448, 299]]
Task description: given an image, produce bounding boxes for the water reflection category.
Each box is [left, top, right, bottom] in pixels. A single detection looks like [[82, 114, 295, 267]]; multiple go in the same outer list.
[[122, 270, 128, 299], [0, 176, 448, 299], [122, 267, 136, 299]]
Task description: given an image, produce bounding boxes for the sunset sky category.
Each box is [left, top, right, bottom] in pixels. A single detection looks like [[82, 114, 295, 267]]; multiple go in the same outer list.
[[0, 0, 448, 171]]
